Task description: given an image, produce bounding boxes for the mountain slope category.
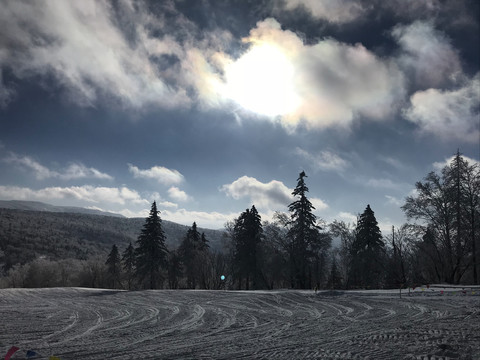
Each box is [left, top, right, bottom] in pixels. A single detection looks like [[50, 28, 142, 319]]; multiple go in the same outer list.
[[0, 200, 125, 217], [0, 204, 226, 271]]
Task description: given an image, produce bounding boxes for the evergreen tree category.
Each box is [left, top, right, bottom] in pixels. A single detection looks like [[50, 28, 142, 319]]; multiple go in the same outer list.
[[167, 249, 183, 289], [349, 205, 385, 288], [198, 232, 211, 289], [287, 171, 321, 289], [233, 205, 263, 289], [327, 256, 342, 289], [122, 242, 135, 290], [200, 232, 209, 251], [179, 222, 202, 288], [134, 201, 168, 289], [105, 244, 121, 289]]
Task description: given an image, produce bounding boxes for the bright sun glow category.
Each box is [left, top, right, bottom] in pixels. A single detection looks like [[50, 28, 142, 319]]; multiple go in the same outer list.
[[225, 44, 300, 117]]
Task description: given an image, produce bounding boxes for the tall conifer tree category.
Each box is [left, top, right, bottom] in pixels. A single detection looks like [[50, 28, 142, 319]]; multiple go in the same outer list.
[[287, 171, 320, 289], [106, 244, 121, 289], [122, 242, 135, 290], [134, 201, 168, 289], [179, 222, 202, 288], [349, 205, 385, 288], [233, 205, 263, 289]]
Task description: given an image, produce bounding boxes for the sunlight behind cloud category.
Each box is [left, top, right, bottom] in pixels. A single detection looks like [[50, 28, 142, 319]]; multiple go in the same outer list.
[[224, 43, 300, 117]]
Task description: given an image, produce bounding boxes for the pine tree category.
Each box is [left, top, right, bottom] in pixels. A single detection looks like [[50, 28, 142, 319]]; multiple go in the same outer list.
[[122, 242, 135, 290], [200, 232, 209, 251], [287, 171, 320, 289], [134, 201, 168, 289], [327, 257, 342, 289], [233, 205, 263, 289], [179, 222, 202, 288], [349, 205, 385, 288], [167, 249, 183, 289], [105, 244, 121, 289]]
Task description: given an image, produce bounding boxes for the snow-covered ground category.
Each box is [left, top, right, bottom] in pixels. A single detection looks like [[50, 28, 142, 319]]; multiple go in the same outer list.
[[1, 287, 479, 359]]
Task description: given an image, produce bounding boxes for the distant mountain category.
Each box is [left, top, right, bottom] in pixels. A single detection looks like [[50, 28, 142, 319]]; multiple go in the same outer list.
[[0, 200, 125, 218], [0, 202, 227, 271]]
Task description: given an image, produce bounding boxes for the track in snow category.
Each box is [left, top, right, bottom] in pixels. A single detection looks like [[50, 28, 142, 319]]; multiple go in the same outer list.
[[1, 288, 479, 359]]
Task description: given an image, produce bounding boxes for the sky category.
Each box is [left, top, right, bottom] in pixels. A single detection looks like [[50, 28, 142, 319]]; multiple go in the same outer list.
[[0, 0, 479, 231]]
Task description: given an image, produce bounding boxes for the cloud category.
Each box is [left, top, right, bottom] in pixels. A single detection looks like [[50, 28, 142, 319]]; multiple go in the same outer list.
[[0, 0, 239, 112], [280, 0, 367, 23], [295, 147, 349, 172], [0, 71, 15, 108], [336, 211, 357, 224], [60, 163, 113, 181], [0, 0, 191, 109], [404, 74, 480, 142], [366, 178, 404, 190], [311, 197, 329, 211], [167, 186, 192, 202], [161, 208, 238, 229], [392, 21, 463, 89], [0, 185, 148, 205], [221, 175, 328, 212], [221, 175, 293, 210], [234, 18, 405, 128], [433, 154, 480, 170], [385, 195, 403, 206], [128, 164, 184, 185], [4, 153, 53, 180], [4, 153, 112, 180], [117, 208, 150, 218]]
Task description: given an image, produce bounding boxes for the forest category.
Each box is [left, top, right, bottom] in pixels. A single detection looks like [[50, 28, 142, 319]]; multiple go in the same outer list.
[[0, 152, 478, 290]]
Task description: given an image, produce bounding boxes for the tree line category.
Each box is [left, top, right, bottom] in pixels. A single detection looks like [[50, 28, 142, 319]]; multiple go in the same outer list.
[[1, 151, 478, 289]]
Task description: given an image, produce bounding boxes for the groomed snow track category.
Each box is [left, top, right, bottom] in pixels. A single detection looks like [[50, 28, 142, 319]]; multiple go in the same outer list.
[[1, 288, 479, 359]]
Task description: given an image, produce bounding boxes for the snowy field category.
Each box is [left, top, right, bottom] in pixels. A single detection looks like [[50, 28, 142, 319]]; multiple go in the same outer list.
[[1, 288, 479, 359]]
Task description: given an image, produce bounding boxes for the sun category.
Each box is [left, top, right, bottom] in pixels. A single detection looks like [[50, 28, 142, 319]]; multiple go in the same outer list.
[[224, 44, 300, 117]]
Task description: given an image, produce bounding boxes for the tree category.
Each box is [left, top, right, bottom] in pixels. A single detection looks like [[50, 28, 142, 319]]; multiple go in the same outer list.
[[179, 222, 202, 288], [329, 220, 356, 287], [402, 153, 480, 284], [262, 216, 290, 289], [460, 158, 480, 284], [167, 249, 182, 289], [287, 171, 323, 289], [105, 244, 121, 289], [326, 255, 342, 290], [134, 201, 168, 289], [122, 242, 135, 290], [232, 205, 263, 289], [385, 224, 416, 288], [349, 205, 385, 288]]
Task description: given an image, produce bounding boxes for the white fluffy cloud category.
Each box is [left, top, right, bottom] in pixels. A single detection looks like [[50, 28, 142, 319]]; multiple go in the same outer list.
[[128, 164, 184, 185], [392, 21, 463, 89], [221, 175, 292, 210], [404, 74, 480, 142], [221, 175, 327, 212], [0, 185, 148, 205], [4, 153, 112, 180], [167, 186, 192, 202], [295, 148, 349, 172]]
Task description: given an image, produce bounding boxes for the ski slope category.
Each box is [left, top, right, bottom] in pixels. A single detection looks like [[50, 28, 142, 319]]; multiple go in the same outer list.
[[1, 288, 479, 359]]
